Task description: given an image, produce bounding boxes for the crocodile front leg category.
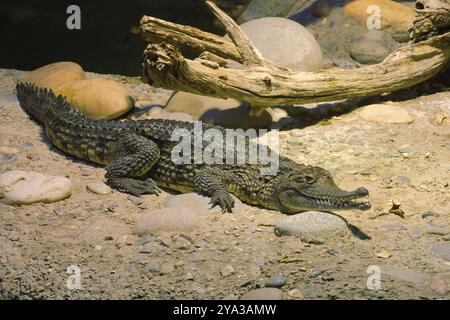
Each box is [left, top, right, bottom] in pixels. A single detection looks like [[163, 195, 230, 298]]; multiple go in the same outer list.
[[193, 168, 235, 213], [105, 134, 161, 196]]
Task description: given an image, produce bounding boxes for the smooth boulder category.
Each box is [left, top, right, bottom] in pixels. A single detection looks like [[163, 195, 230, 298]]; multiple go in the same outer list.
[[53, 78, 134, 120], [233, 17, 323, 71], [344, 0, 414, 42], [0, 170, 72, 205], [350, 30, 395, 64], [22, 61, 85, 89], [166, 92, 272, 129]]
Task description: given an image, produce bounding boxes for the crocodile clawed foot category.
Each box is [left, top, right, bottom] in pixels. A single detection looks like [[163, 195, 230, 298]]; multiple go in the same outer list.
[[209, 191, 234, 213], [107, 177, 161, 196]]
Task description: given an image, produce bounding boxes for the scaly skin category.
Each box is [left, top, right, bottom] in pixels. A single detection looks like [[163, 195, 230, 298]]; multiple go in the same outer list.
[[16, 83, 371, 213]]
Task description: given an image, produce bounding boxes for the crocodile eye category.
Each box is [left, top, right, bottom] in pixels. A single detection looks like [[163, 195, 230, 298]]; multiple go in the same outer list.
[[305, 175, 315, 184], [285, 189, 297, 196]]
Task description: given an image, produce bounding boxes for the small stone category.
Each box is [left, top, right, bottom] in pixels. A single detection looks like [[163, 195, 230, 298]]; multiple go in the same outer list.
[[186, 252, 207, 262], [346, 138, 365, 146], [159, 262, 175, 275], [240, 288, 283, 300], [103, 236, 113, 241], [0, 170, 72, 205], [94, 245, 102, 251], [274, 211, 349, 244], [86, 182, 112, 195], [144, 262, 160, 272], [220, 264, 235, 277], [1, 153, 16, 163], [127, 263, 138, 273], [133, 207, 199, 236], [395, 176, 411, 185], [265, 274, 287, 288], [135, 234, 151, 246], [431, 243, 450, 261], [185, 272, 194, 280], [398, 146, 414, 154], [359, 104, 414, 124], [172, 235, 192, 250], [308, 267, 323, 278], [426, 226, 450, 236], [376, 250, 391, 259], [421, 211, 440, 219], [408, 227, 423, 240], [431, 277, 449, 295], [287, 288, 304, 299]]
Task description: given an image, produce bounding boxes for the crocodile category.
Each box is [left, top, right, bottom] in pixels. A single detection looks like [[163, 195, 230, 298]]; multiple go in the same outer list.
[[16, 83, 371, 214]]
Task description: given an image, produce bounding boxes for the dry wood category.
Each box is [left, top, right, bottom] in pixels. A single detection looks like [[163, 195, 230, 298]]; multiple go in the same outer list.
[[141, 1, 450, 108]]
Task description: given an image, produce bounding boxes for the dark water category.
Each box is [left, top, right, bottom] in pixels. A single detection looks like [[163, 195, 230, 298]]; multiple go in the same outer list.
[[0, 0, 226, 76]]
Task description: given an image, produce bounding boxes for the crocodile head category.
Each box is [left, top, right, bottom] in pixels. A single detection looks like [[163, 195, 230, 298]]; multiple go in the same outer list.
[[264, 164, 371, 214]]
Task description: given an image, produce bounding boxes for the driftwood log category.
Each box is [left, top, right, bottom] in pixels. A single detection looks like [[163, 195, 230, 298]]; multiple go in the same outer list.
[[140, 0, 450, 110]]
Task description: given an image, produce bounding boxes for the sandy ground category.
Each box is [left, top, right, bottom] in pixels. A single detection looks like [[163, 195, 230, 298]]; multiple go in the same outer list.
[[0, 68, 449, 300]]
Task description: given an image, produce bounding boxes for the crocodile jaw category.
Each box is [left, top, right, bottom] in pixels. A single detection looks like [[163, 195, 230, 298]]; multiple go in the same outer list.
[[277, 186, 371, 214]]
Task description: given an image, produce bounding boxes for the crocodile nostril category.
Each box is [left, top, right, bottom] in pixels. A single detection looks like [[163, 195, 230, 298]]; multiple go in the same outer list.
[[416, 1, 425, 10]]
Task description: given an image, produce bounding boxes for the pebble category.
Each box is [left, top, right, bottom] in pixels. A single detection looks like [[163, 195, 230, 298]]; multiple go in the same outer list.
[[395, 176, 411, 185], [431, 243, 450, 261], [159, 262, 175, 275], [240, 288, 283, 300], [127, 264, 138, 273], [421, 211, 440, 219], [430, 277, 449, 295], [376, 250, 391, 259], [426, 226, 450, 236], [144, 262, 160, 272], [408, 227, 423, 240], [133, 207, 199, 236], [1, 153, 16, 163], [287, 288, 304, 299], [274, 211, 349, 244], [308, 267, 323, 278], [86, 182, 112, 195], [135, 234, 151, 246], [311, 0, 331, 18], [265, 274, 287, 288], [220, 265, 235, 277], [398, 146, 414, 154], [0, 170, 72, 205], [186, 252, 207, 263], [172, 235, 192, 250], [350, 30, 394, 64]]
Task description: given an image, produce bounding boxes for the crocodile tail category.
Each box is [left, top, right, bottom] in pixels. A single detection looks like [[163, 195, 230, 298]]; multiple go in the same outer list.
[[16, 82, 78, 124]]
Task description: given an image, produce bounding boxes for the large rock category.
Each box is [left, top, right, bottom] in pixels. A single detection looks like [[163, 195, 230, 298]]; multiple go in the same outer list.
[[344, 0, 414, 42], [53, 78, 134, 120], [350, 30, 395, 64], [235, 17, 323, 71], [359, 104, 414, 124], [274, 211, 350, 244], [238, 0, 306, 23], [0, 170, 72, 205], [133, 207, 199, 235], [22, 61, 85, 89], [166, 92, 272, 129]]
